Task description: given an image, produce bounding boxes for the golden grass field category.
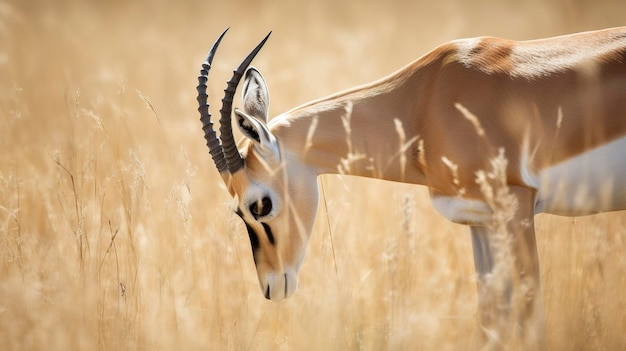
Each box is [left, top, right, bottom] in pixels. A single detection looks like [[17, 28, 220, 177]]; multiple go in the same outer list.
[[1, 0, 625, 349]]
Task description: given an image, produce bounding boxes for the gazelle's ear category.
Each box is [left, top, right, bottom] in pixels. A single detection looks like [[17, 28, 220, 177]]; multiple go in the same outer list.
[[241, 67, 269, 122], [235, 67, 280, 164], [234, 108, 280, 164]]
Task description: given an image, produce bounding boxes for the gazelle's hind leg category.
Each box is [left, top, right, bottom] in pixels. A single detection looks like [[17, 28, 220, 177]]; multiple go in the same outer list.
[[470, 186, 546, 350]]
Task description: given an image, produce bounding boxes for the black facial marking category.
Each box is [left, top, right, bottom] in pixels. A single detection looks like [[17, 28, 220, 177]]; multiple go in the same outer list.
[[244, 222, 260, 259], [262, 223, 275, 245], [235, 209, 259, 262]]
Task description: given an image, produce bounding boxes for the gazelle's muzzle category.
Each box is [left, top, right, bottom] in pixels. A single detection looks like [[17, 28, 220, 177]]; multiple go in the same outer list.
[[259, 269, 298, 300]]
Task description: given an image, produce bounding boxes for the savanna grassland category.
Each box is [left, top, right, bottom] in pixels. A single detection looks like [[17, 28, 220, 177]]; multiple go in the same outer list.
[[1, 0, 625, 350]]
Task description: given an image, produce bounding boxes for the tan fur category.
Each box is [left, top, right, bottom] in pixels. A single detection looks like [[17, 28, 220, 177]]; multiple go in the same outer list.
[[262, 27, 626, 199]]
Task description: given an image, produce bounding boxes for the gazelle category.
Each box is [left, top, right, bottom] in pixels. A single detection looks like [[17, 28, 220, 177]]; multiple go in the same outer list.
[[196, 27, 626, 348]]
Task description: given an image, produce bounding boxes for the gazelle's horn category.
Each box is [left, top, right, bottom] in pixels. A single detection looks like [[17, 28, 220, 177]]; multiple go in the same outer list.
[[219, 31, 272, 174], [197, 28, 229, 173]]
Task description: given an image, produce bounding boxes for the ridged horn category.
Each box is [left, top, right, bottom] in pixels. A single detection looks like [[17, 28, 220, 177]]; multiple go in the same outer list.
[[197, 28, 229, 173], [219, 31, 272, 174]]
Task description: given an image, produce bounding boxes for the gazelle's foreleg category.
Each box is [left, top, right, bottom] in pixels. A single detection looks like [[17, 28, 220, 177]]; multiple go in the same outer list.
[[470, 186, 545, 350]]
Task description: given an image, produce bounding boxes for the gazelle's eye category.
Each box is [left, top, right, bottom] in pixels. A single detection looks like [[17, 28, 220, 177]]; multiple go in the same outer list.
[[249, 196, 272, 218]]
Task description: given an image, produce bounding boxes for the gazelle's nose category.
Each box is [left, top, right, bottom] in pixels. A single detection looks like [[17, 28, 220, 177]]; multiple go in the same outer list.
[[261, 270, 298, 300]]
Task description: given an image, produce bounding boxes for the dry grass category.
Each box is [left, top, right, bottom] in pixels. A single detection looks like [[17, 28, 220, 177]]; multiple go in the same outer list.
[[1, 0, 625, 350]]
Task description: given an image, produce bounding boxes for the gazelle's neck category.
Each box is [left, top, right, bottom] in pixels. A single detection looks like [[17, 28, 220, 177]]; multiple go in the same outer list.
[[269, 63, 433, 185]]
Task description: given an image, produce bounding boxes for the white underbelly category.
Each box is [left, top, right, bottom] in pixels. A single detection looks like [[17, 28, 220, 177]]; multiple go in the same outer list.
[[531, 136, 626, 216]]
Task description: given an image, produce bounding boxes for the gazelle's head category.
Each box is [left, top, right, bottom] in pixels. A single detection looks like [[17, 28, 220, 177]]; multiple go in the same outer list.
[[197, 29, 319, 300]]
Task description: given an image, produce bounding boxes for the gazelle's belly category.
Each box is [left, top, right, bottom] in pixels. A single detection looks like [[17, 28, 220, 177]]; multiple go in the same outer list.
[[532, 136, 626, 216], [430, 137, 625, 225]]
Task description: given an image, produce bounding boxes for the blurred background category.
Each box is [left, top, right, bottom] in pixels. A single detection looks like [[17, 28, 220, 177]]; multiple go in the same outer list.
[[1, 0, 625, 350]]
